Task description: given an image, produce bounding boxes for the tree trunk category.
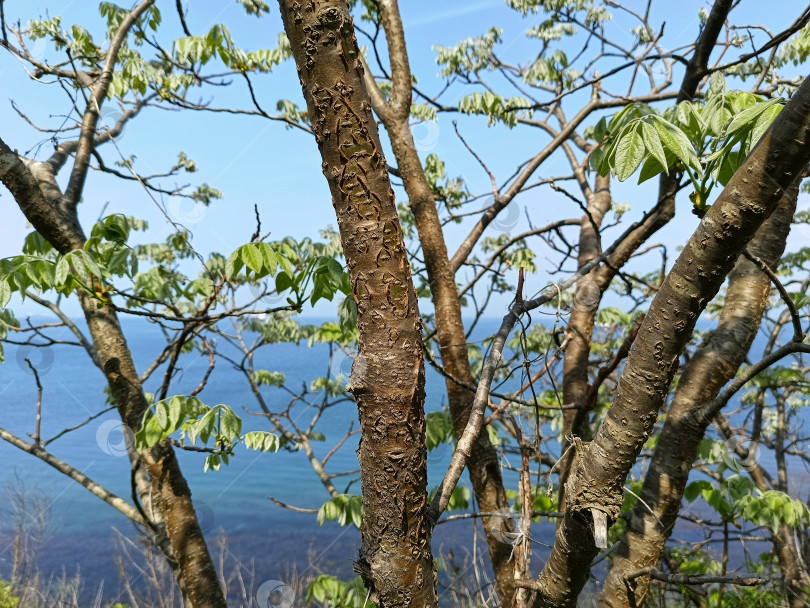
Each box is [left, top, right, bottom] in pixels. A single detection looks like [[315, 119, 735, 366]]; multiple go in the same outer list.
[[597, 184, 797, 608], [79, 294, 225, 608], [558, 175, 611, 506], [278, 2, 436, 606], [0, 141, 227, 608], [557, 0, 733, 497], [1, 5, 225, 598], [774, 524, 810, 608], [363, 1, 516, 601], [387, 108, 516, 606], [528, 72, 810, 608]]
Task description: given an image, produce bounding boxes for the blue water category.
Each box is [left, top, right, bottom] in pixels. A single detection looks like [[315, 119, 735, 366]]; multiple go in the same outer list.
[[0, 315, 807, 605], [0, 316, 512, 604]]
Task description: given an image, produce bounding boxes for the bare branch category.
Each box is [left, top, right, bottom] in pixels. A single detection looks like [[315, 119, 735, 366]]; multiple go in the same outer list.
[[743, 249, 805, 342], [0, 426, 145, 525], [61, 0, 156, 211], [699, 342, 810, 424], [626, 567, 769, 588]]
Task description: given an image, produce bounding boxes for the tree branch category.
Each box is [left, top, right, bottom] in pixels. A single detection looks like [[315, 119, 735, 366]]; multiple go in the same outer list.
[[743, 249, 805, 342], [0, 426, 145, 524], [626, 567, 769, 588], [61, 0, 156, 212]]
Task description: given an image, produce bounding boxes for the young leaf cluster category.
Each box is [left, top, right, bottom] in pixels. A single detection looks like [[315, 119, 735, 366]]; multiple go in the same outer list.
[[136, 396, 279, 472]]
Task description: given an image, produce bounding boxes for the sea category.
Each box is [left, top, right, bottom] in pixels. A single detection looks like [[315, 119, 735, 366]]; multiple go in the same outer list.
[[0, 315, 806, 606], [0, 316, 519, 606]]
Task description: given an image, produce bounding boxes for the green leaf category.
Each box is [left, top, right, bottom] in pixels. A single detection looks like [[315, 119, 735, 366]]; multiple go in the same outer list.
[[716, 150, 743, 186], [317, 495, 363, 528], [709, 105, 733, 137], [258, 243, 278, 276], [167, 396, 183, 431], [684, 480, 713, 502], [640, 121, 668, 173], [241, 244, 263, 274], [252, 370, 286, 387], [725, 98, 780, 138], [275, 271, 293, 293], [653, 117, 697, 169], [589, 145, 607, 175], [220, 407, 242, 440], [675, 100, 705, 138], [613, 127, 645, 181], [0, 279, 10, 308], [707, 72, 726, 97], [156, 401, 168, 428], [204, 453, 221, 473], [636, 154, 665, 184], [225, 250, 243, 279], [751, 103, 783, 145], [140, 415, 164, 447], [242, 431, 280, 452], [425, 410, 455, 451], [447, 485, 471, 512]]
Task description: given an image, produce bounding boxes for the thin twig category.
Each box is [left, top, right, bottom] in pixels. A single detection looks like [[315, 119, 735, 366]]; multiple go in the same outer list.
[[453, 121, 498, 200], [190, 337, 216, 397], [44, 406, 117, 446], [437, 510, 564, 525], [24, 358, 43, 444], [267, 496, 319, 514], [175, 0, 192, 36], [0, 426, 144, 524], [429, 253, 608, 522], [699, 342, 810, 424]]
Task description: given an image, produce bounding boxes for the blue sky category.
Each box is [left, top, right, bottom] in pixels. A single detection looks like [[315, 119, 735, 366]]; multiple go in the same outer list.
[[1, 0, 808, 318]]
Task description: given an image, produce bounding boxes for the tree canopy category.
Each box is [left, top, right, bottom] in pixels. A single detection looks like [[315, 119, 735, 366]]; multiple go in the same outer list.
[[1, 1, 810, 607]]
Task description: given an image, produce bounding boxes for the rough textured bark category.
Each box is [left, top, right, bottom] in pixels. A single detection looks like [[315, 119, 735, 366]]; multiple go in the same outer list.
[[558, 175, 611, 503], [0, 144, 227, 608], [81, 295, 225, 607], [277, 2, 436, 606], [557, 0, 734, 498], [597, 185, 797, 608], [364, 1, 515, 602], [528, 73, 810, 608]]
